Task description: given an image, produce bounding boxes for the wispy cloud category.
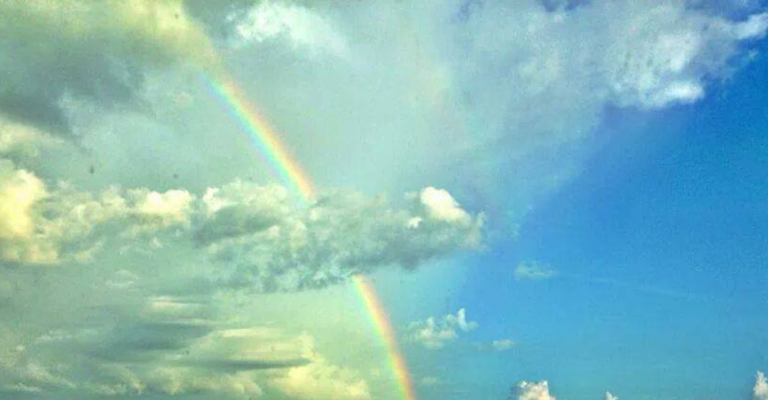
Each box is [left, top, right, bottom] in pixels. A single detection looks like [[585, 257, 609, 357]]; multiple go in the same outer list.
[[515, 261, 557, 281]]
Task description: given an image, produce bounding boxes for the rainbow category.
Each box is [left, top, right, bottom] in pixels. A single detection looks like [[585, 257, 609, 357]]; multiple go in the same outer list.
[[353, 275, 418, 400], [204, 74, 315, 201], [205, 72, 417, 400]]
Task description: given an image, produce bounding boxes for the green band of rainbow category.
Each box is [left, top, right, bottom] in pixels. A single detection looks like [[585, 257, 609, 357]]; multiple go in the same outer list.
[[204, 72, 417, 400], [204, 75, 315, 202], [354, 275, 418, 400]]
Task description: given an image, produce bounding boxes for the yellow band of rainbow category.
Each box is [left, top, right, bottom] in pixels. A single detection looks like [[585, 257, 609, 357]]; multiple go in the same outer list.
[[354, 275, 418, 400], [204, 74, 315, 202], [204, 72, 417, 400]]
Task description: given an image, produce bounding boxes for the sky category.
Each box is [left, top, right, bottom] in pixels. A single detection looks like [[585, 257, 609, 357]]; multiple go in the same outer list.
[[1, 1, 768, 400]]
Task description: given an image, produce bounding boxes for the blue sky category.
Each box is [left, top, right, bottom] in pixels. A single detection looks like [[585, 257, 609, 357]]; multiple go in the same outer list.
[[393, 35, 768, 400], [2, 1, 768, 400]]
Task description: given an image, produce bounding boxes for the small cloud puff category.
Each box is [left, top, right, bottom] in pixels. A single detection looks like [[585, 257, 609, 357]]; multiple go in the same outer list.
[[756, 371, 768, 400], [492, 339, 516, 351], [512, 373, 768, 400], [408, 308, 479, 349], [517, 380, 557, 400], [515, 261, 557, 281]]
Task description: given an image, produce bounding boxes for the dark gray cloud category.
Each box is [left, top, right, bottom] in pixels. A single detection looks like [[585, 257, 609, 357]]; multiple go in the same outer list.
[[0, 1, 214, 137], [179, 358, 311, 372], [92, 322, 214, 361]]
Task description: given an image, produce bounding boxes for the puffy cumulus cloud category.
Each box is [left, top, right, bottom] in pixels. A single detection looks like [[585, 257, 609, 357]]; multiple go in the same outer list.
[[508, 374, 768, 400], [417, 187, 473, 225], [0, 162, 196, 264], [407, 308, 479, 349], [200, 184, 483, 292], [756, 371, 768, 400], [196, 182, 290, 244], [130, 188, 195, 231], [0, 0, 216, 136], [231, 1, 349, 57], [0, 161, 46, 241], [0, 171, 482, 293], [269, 350, 371, 400], [84, 364, 264, 399], [515, 261, 557, 281], [0, 118, 58, 159], [517, 380, 558, 400]]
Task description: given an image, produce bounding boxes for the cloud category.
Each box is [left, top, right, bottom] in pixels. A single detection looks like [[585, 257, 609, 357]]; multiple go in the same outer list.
[[4, 382, 42, 393], [0, 167, 482, 293], [492, 339, 516, 351], [756, 371, 768, 400], [207, 0, 768, 218], [511, 374, 768, 400], [0, 160, 47, 241], [231, 1, 349, 57], [517, 380, 558, 400], [515, 261, 557, 281], [0, 162, 197, 264], [1, 301, 368, 400], [0, 119, 58, 159], [269, 356, 371, 400], [0, 2, 766, 399], [0, 0, 216, 136], [408, 308, 479, 349], [203, 185, 483, 291], [418, 187, 473, 224]]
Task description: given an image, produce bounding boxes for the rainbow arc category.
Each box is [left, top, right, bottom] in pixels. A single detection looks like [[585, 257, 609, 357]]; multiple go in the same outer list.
[[205, 72, 416, 400]]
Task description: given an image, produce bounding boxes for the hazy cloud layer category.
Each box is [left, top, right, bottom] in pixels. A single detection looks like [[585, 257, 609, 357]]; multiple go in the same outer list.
[[0, 299, 370, 400]]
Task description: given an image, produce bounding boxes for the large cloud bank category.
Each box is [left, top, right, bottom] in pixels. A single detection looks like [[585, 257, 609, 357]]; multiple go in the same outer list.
[[0, 158, 482, 290]]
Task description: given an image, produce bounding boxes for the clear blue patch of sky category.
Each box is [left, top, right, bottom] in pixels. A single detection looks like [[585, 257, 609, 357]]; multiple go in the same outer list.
[[447, 38, 768, 400]]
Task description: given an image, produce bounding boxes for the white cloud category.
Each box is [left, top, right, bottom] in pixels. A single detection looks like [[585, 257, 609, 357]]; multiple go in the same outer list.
[[418, 187, 472, 224], [131, 189, 195, 229], [232, 1, 349, 57], [270, 357, 370, 400], [492, 339, 516, 351], [5, 382, 42, 393], [518, 380, 557, 400], [605, 392, 619, 400], [756, 371, 768, 400], [732, 13, 768, 40], [515, 261, 557, 281], [0, 162, 198, 264], [0, 119, 57, 158], [0, 160, 47, 241], [408, 308, 479, 349], [0, 168, 482, 294]]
